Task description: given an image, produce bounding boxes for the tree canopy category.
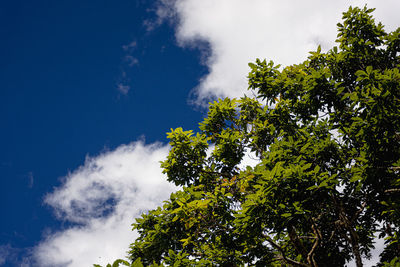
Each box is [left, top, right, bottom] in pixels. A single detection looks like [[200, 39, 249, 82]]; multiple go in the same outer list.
[[97, 6, 400, 267]]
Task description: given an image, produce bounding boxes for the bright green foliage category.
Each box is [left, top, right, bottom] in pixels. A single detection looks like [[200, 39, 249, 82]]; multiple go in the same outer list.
[[94, 258, 153, 267], [97, 6, 400, 267]]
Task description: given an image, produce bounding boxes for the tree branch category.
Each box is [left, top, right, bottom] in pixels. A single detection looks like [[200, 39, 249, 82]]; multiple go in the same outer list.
[[337, 200, 363, 267], [263, 234, 310, 267], [288, 225, 308, 260], [201, 170, 236, 178], [307, 222, 322, 267], [384, 188, 400, 194]]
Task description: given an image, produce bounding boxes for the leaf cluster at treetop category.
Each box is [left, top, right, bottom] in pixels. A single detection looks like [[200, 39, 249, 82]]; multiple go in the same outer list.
[[96, 6, 400, 267]]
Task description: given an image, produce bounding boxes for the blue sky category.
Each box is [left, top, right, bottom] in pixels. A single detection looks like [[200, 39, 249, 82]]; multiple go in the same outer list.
[[1, 0, 399, 266], [0, 1, 204, 265]]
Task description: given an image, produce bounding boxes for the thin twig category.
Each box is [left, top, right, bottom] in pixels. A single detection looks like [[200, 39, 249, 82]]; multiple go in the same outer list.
[[385, 188, 400, 193]]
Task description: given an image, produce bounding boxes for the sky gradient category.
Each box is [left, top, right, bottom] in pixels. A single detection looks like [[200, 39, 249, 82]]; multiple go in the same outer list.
[[1, 1, 400, 266]]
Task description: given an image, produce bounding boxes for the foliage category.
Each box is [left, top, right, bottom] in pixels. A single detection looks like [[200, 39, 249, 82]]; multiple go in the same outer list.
[[96, 6, 400, 267], [94, 258, 148, 267]]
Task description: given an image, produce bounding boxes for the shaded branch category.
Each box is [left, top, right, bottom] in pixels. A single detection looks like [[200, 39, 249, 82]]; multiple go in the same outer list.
[[201, 170, 236, 178], [288, 225, 308, 260], [263, 234, 310, 267], [384, 188, 400, 194], [307, 222, 322, 267], [336, 199, 363, 267]]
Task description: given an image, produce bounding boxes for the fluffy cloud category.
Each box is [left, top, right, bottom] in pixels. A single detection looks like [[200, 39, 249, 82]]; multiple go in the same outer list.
[[32, 143, 261, 267], [155, 0, 400, 101], [33, 142, 177, 267]]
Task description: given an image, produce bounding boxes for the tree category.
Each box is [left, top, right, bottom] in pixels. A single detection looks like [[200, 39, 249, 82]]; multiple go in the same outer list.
[[97, 6, 400, 267]]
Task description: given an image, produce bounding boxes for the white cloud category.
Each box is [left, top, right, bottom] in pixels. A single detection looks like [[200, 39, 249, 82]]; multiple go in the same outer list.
[[155, 0, 400, 101], [33, 142, 177, 267], [122, 41, 137, 52], [117, 83, 131, 95], [125, 55, 139, 67], [0, 244, 13, 265], [239, 149, 260, 170]]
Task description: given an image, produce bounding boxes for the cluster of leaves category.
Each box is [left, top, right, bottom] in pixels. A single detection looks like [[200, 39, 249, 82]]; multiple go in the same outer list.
[[96, 6, 400, 267], [94, 258, 152, 267]]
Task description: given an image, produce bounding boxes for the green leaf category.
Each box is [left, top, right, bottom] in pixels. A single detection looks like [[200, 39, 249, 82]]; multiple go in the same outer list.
[[131, 258, 144, 267]]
